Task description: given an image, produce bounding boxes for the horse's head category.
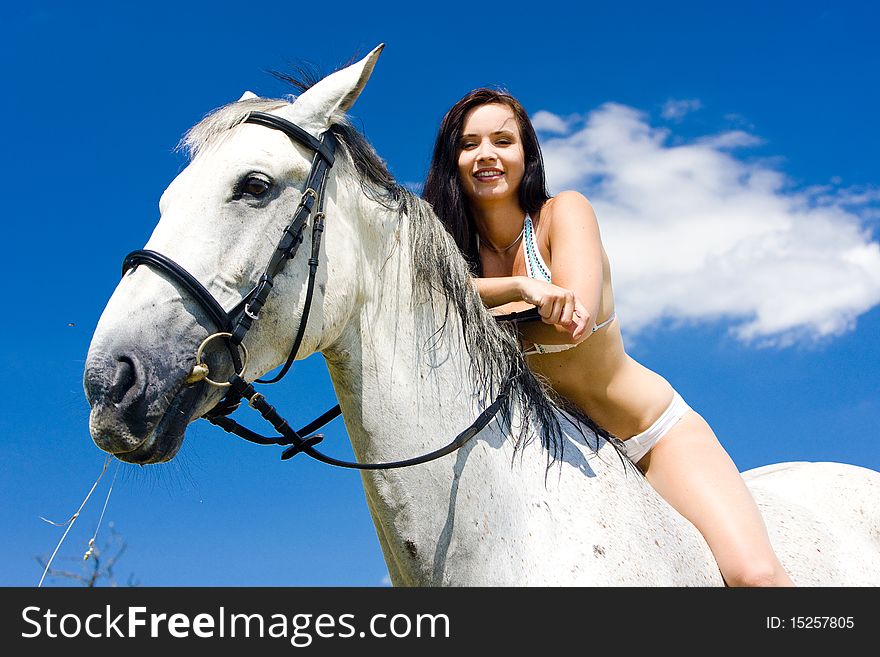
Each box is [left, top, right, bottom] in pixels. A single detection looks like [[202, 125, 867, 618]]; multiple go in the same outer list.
[[84, 45, 384, 464]]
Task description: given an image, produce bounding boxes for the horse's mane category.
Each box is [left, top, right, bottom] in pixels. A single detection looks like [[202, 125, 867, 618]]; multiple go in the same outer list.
[[177, 65, 639, 478]]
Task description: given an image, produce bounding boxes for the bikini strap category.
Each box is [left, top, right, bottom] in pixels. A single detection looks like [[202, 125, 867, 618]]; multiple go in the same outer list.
[[524, 215, 551, 282]]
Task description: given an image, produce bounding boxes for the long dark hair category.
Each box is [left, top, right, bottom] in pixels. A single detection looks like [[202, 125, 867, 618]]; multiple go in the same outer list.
[[423, 88, 550, 275]]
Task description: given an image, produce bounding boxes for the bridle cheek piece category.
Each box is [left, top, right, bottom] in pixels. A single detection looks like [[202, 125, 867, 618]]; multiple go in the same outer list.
[[121, 111, 535, 470]]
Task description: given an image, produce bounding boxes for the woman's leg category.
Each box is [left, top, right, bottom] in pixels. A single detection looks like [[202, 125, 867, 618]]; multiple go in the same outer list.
[[636, 410, 795, 587]]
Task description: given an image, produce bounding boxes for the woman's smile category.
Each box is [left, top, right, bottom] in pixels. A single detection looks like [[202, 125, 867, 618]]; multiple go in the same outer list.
[[474, 167, 505, 182]]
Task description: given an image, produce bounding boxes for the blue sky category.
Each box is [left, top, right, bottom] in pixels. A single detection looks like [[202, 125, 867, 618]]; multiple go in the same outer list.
[[1, 1, 877, 586]]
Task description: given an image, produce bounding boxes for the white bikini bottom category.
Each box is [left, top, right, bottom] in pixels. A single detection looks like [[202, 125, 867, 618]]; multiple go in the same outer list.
[[620, 390, 692, 465]]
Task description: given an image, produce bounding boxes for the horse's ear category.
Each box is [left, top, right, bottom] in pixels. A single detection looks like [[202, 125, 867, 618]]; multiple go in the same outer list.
[[279, 43, 384, 133], [238, 91, 259, 101]]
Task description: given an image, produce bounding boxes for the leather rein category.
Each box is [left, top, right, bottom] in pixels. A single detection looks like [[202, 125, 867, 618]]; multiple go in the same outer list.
[[121, 111, 541, 470]]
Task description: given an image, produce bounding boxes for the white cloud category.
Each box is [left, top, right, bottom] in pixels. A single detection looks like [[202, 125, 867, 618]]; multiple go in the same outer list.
[[661, 98, 703, 121], [723, 112, 756, 131], [695, 130, 764, 149], [531, 110, 571, 134], [537, 104, 880, 346]]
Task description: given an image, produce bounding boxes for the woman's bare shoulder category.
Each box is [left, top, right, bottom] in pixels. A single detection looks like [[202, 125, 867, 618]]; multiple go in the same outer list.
[[551, 190, 595, 211], [539, 191, 595, 221], [538, 191, 600, 240]]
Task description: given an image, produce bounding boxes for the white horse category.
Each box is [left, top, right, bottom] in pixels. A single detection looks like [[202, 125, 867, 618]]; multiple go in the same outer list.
[[84, 45, 880, 586]]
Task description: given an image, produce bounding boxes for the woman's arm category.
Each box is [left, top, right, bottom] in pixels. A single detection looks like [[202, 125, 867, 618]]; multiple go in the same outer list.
[[472, 276, 530, 308], [543, 191, 605, 326], [516, 191, 605, 346], [473, 275, 590, 343]]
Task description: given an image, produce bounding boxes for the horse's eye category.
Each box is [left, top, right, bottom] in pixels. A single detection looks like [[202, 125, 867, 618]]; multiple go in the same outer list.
[[244, 177, 270, 197]]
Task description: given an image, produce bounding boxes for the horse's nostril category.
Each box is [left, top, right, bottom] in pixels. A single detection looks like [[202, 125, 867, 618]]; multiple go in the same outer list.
[[84, 348, 155, 445], [110, 355, 138, 404]]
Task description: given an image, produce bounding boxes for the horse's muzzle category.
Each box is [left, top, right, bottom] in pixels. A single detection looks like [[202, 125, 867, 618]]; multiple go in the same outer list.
[[84, 346, 201, 463]]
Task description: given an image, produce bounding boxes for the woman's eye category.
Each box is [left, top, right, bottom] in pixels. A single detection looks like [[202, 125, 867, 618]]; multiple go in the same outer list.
[[241, 176, 270, 197]]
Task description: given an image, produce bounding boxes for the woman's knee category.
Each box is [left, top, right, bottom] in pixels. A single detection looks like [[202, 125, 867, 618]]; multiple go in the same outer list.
[[721, 559, 788, 587]]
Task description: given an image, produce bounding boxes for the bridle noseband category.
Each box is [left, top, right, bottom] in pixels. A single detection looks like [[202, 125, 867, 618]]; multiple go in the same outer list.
[[121, 111, 540, 470]]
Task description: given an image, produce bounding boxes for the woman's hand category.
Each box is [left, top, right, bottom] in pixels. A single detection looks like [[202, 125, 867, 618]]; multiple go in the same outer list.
[[518, 278, 590, 343]]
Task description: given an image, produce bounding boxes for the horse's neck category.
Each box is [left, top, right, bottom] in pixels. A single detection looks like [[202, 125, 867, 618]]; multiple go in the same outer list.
[[321, 207, 716, 585], [321, 209, 518, 583]]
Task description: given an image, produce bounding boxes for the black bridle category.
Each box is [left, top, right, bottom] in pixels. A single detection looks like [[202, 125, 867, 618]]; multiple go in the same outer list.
[[121, 111, 540, 470]]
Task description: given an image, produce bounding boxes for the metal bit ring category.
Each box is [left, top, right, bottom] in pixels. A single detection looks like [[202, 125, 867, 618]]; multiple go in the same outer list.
[[187, 332, 249, 388]]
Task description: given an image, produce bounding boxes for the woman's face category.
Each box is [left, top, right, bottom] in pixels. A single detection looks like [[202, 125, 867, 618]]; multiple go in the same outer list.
[[457, 103, 526, 207]]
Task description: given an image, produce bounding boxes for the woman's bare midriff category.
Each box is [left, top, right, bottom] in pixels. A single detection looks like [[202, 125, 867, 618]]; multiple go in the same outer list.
[[524, 322, 675, 440]]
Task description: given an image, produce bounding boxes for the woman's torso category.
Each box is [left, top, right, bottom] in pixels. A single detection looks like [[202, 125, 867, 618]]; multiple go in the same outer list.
[[482, 197, 675, 439]]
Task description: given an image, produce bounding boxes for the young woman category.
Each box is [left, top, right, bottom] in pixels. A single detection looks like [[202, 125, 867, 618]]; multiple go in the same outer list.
[[423, 88, 795, 587]]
